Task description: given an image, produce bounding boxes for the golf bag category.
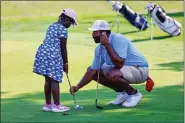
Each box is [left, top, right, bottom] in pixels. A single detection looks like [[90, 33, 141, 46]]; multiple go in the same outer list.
[[119, 4, 149, 31], [147, 3, 181, 36]]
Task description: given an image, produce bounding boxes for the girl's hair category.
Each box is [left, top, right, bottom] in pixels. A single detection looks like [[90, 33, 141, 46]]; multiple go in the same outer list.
[[58, 13, 66, 21], [58, 13, 75, 25]]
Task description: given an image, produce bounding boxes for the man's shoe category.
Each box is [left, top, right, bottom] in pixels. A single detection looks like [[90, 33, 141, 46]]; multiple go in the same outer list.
[[122, 90, 142, 107], [110, 92, 129, 105]]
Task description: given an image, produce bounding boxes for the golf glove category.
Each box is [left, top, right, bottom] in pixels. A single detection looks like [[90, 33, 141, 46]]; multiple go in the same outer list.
[[112, 2, 122, 12]]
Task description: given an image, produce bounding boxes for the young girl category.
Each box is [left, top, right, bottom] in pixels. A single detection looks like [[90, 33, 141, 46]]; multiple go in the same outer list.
[[33, 8, 78, 112]]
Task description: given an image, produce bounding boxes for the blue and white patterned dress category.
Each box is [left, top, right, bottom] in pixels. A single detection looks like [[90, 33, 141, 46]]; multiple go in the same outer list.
[[33, 22, 68, 82]]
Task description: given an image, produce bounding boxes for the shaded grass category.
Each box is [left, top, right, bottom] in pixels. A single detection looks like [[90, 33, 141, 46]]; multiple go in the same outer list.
[[157, 61, 184, 71], [168, 12, 184, 17], [1, 85, 184, 122], [132, 35, 172, 42]]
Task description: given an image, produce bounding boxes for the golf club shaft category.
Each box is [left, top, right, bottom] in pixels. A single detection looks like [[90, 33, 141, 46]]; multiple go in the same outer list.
[[95, 46, 102, 107], [66, 73, 77, 105], [96, 67, 100, 101]]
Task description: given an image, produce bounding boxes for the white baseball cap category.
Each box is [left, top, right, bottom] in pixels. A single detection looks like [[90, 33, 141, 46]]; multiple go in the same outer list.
[[62, 8, 78, 26], [88, 20, 110, 31]]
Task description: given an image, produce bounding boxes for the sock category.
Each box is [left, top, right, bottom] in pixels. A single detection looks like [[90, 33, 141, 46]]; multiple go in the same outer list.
[[118, 91, 127, 95], [127, 90, 137, 95]]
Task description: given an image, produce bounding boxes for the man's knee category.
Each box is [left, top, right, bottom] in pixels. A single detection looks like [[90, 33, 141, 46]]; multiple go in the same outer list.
[[106, 71, 119, 82]]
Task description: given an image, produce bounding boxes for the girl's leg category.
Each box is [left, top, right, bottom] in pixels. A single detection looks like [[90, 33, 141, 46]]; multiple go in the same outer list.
[[49, 78, 70, 112], [51, 78, 70, 112], [51, 79, 60, 105], [44, 76, 52, 104]]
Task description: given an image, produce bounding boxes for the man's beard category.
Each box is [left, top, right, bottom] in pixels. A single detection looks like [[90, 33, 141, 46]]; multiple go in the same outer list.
[[93, 36, 100, 43]]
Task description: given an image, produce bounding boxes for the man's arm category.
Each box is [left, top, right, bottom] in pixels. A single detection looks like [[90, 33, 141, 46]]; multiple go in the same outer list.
[[70, 45, 102, 95], [104, 43, 124, 68], [100, 32, 124, 68], [70, 68, 97, 95], [77, 68, 97, 89]]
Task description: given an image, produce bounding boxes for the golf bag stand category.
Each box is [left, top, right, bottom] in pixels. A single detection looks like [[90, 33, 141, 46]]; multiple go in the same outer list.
[[111, 15, 121, 33]]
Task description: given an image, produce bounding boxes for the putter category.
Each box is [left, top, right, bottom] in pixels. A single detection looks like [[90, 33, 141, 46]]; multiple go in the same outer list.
[[66, 73, 83, 110], [95, 46, 103, 110]]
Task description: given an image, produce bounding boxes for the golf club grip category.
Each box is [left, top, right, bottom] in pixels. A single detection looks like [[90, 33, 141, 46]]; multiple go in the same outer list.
[[66, 73, 72, 87]]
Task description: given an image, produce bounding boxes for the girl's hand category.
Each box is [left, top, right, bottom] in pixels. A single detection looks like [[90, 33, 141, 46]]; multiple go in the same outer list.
[[63, 63, 68, 74]]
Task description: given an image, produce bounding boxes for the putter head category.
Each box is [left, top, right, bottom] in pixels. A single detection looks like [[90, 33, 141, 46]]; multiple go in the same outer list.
[[62, 112, 69, 115], [95, 99, 103, 109], [96, 105, 103, 109], [74, 105, 83, 110]]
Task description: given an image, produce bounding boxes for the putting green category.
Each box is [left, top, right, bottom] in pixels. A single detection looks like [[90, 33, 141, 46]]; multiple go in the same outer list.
[[1, 1, 184, 122]]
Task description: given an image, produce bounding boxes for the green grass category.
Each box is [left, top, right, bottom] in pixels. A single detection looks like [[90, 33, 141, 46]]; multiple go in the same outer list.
[[1, 85, 184, 122], [1, 1, 184, 123]]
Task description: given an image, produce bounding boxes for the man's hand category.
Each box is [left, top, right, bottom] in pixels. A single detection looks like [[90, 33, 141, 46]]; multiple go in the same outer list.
[[63, 63, 68, 74], [100, 32, 110, 46], [70, 86, 79, 95]]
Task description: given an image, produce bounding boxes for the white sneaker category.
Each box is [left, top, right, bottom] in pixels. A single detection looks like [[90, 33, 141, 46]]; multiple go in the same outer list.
[[52, 104, 70, 113], [110, 92, 129, 105], [122, 90, 143, 107], [42, 103, 53, 112]]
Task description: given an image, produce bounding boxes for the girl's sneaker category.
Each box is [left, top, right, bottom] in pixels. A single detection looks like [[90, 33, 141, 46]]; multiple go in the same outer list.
[[42, 103, 53, 112], [52, 104, 70, 112]]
